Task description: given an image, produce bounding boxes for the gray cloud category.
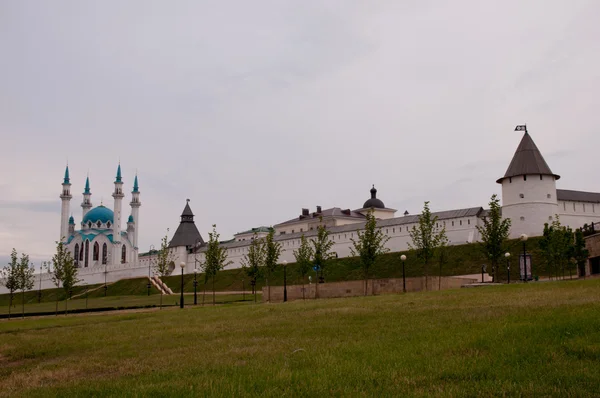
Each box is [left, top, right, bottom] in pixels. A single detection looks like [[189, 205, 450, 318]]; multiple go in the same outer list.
[[1, 0, 599, 258]]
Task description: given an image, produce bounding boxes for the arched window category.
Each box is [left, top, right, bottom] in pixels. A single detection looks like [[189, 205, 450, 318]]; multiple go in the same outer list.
[[93, 242, 99, 261], [102, 243, 108, 265], [97, 221, 101, 228], [79, 244, 84, 262], [74, 243, 80, 265], [84, 240, 89, 268], [107, 221, 111, 228], [121, 245, 127, 264], [88, 222, 92, 228]]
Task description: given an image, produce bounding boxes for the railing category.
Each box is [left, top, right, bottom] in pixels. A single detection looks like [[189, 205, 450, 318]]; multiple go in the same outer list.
[[582, 222, 600, 237]]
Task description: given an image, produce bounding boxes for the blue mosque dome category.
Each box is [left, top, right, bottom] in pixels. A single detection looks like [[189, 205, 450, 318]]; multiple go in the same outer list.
[[83, 205, 114, 224]]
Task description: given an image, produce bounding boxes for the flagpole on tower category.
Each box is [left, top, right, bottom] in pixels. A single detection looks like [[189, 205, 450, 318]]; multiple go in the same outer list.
[[515, 124, 528, 133]]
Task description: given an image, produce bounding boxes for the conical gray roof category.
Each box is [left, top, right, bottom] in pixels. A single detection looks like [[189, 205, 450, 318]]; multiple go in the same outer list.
[[168, 201, 204, 248], [497, 132, 560, 183]]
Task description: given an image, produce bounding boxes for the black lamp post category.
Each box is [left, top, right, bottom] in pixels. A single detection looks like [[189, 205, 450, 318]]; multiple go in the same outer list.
[[193, 237, 201, 305], [505, 252, 511, 284], [179, 262, 185, 309], [520, 234, 528, 282], [104, 262, 108, 296], [193, 269, 198, 305], [283, 260, 288, 302], [400, 255, 407, 293]]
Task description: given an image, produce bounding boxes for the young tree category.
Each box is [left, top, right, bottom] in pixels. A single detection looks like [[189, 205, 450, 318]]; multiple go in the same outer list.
[[0, 249, 20, 319], [540, 216, 574, 280], [202, 225, 232, 305], [350, 210, 390, 295], [476, 194, 511, 282], [539, 223, 554, 279], [263, 229, 283, 302], [311, 220, 336, 283], [17, 253, 35, 319], [293, 234, 313, 300], [573, 229, 589, 279], [241, 232, 265, 302], [154, 232, 174, 309], [408, 202, 447, 290], [47, 240, 79, 315]]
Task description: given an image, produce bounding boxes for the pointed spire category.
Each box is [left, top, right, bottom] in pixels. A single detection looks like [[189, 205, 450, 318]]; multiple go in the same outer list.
[[63, 165, 70, 184], [133, 174, 139, 193], [115, 163, 122, 183], [497, 132, 560, 183], [182, 199, 194, 218], [84, 174, 90, 194], [370, 184, 377, 198]]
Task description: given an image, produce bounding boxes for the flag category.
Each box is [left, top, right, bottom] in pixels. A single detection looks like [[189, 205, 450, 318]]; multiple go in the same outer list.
[[515, 125, 527, 132]]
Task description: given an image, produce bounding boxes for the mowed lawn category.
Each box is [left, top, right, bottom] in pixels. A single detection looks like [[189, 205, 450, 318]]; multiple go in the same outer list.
[[1, 280, 599, 397]]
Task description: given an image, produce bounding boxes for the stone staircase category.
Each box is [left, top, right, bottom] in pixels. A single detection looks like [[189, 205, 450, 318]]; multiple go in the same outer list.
[[150, 276, 173, 295]]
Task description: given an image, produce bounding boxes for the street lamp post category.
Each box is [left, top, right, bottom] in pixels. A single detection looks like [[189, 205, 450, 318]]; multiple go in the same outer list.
[[147, 244, 155, 296], [400, 255, 407, 293], [104, 262, 108, 297], [505, 252, 511, 284], [179, 262, 185, 309], [283, 260, 288, 302], [520, 234, 528, 282], [193, 238, 201, 305]]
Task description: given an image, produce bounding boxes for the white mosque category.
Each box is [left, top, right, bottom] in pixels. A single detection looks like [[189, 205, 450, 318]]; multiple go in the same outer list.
[[3, 130, 600, 294]]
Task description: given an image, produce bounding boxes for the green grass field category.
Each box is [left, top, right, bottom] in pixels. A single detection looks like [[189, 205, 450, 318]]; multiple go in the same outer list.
[[1, 279, 599, 396]]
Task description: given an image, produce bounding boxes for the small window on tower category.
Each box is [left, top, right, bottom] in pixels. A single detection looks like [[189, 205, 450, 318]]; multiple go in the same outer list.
[[520, 193, 524, 198], [547, 194, 551, 199], [107, 222, 111, 228], [97, 221, 101, 228], [88, 222, 92, 228], [520, 216, 525, 221], [524, 175, 527, 181]]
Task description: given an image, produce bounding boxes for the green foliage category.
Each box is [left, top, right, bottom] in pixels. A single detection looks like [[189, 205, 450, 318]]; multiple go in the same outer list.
[[408, 202, 448, 288], [539, 216, 574, 280], [573, 229, 589, 277], [350, 210, 390, 294], [241, 233, 265, 283], [47, 240, 80, 315], [476, 194, 511, 281], [263, 229, 283, 277], [154, 233, 174, 278], [0, 249, 20, 318], [202, 225, 233, 304], [310, 219, 336, 280], [294, 235, 313, 281]]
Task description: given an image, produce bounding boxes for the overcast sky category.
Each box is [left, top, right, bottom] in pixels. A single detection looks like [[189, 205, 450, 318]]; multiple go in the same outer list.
[[1, 1, 600, 266]]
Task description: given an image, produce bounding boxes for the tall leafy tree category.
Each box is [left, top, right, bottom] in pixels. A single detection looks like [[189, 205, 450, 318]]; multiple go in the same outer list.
[[539, 216, 574, 280], [350, 210, 390, 295], [263, 229, 283, 302], [0, 249, 20, 319], [573, 229, 589, 278], [241, 232, 265, 302], [154, 232, 174, 309], [476, 194, 511, 282], [202, 225, 232, 305], [293, 234, 314, 300], [408, 201, 447, 290], [17, 253, 35, 319], [310, 220, 336, 284]]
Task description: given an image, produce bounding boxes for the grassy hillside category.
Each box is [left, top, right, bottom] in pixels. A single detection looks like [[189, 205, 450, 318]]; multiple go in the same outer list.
[[0, 235, 558, 301], [1, 279, 599, 396]]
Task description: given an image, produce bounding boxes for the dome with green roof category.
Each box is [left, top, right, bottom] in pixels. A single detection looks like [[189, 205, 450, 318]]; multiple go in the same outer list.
[[83, 205, 114, 224]]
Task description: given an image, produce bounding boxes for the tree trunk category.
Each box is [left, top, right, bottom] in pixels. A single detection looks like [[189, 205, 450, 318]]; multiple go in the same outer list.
[[424, 258, 429, 291], [160, 291, 163, 310], [439, 263, 442, 291], [22, 290, 25, 319], [55, 296, 58, 316], [65, 296, 68, 316], [267, 273, 270, 303], [302, 277, 305, 301], [8, 294, 12, 320], [212, 276, 215, 306], [202, 282, 206, 306]]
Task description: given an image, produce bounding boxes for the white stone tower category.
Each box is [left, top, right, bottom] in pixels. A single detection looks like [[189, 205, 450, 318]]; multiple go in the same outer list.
[[497, 130, 559, 238], [129, 174, 141, 249], [81, 175, 92, 219], [59, 165, 72, 242], [112, 164, 125, 261]]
